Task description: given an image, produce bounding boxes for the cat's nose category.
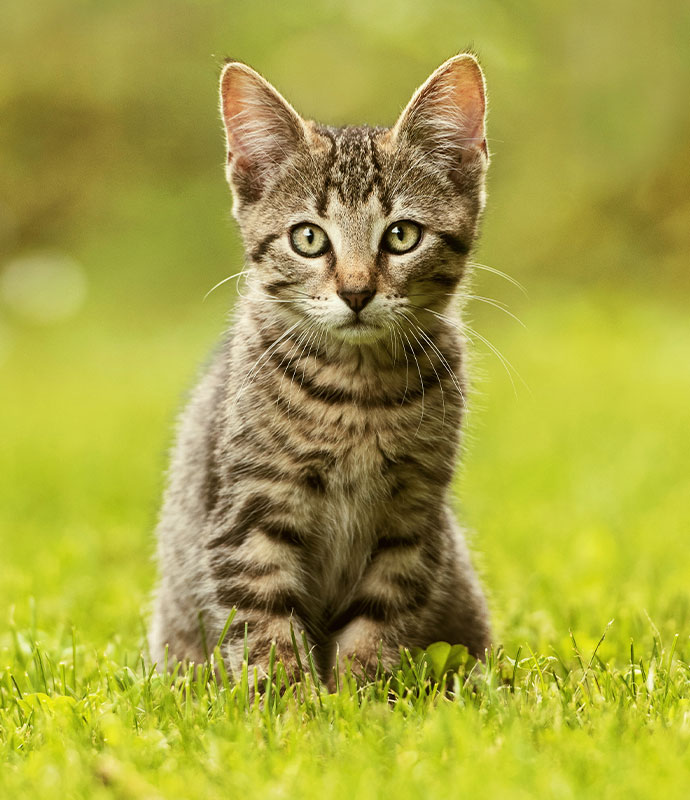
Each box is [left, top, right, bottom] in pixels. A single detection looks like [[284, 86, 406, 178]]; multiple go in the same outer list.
[[337, 288, 376, 313]]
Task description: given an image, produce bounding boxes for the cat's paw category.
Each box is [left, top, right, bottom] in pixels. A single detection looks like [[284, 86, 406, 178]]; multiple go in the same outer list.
[[330, 644, 400, 690], [248, 639, 310, 689]]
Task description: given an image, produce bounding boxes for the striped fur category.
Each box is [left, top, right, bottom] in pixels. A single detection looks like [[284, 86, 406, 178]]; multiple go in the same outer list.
[[149, 55, 492, 683]]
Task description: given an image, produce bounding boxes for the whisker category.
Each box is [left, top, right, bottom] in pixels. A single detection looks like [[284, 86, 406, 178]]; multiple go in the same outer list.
[[234, 319, 303, 405], [286, 325, 319, 416], [203, 269, 250, 301], [410, 303, 528, 396], [399, 311, 446, 427], [273, 324, 314, 418], [466, 294, 526, 328], [395, 320, 425, 435], [402, 311, 466, 410], [390, 318, 410, 405], [463, 323, 530, 397], [469, 261, 527, 295], [299, 325, 322, 388], [385, 320, 399, 364], [250, 295, 299, 304]]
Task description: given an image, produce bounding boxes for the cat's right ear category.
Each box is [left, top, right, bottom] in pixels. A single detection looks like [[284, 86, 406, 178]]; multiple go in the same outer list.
[[219, 61, 306, 204]]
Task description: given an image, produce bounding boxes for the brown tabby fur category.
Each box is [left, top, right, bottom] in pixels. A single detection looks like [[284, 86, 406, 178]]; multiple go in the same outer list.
[[149, 54, 492, 684]]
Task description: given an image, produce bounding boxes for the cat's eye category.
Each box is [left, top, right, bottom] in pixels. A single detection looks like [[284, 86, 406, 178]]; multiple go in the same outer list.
[[290, 223, 330, 258], [381, 220, 422, 254]]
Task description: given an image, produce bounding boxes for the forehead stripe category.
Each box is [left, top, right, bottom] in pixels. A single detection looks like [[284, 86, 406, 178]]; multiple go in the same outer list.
[[316, 125, 386, 209], [315, 127, 337, 216]]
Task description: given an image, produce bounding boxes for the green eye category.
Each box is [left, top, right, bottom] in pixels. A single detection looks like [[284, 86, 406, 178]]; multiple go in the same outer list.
[[382, 220, 422, 254], [290, 223, 330, 257]]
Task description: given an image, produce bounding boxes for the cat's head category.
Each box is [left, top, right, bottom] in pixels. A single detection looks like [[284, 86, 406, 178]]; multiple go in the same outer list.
[[219, 55, 489, 344]]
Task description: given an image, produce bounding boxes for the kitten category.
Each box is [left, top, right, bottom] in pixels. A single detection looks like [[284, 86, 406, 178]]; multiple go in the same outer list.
[[149, 54, 492, 685]]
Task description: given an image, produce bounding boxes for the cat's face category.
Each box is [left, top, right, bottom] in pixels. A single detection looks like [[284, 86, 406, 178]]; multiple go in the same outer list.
[[220, 56, 489, 344]]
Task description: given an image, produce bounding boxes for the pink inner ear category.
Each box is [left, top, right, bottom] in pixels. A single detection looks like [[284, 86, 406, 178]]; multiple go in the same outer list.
[[220, 65, 304, 187], [393, 56, 488, 160], [444, 63, 486, 150], [452, 80, 485, 147], [221, 72, 266, 164]]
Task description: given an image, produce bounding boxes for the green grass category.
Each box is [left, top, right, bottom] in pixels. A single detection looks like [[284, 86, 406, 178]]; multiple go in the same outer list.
[[2, 287, 690, 798], [3, 0, 689, 794]]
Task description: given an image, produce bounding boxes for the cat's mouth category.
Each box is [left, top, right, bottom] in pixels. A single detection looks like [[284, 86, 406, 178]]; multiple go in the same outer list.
[[338, 317, 380, 331], [334, 317, 384, 343]]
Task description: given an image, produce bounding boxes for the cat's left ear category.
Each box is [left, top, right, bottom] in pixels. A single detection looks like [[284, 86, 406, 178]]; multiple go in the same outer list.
[[392, 54, 488, 171], [219, 61, 307, 204]]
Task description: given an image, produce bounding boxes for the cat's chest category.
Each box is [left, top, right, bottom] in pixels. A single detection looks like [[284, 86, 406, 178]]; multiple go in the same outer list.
[[302, 430, 408, 589], [326, 429, 389, 488]]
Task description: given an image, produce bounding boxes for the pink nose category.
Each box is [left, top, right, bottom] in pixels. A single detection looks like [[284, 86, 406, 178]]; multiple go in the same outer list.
[[337, 288, 375, 313]]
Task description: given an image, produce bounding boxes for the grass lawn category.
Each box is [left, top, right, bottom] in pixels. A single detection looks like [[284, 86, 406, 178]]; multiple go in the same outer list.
[[1, 286, 689, 798]]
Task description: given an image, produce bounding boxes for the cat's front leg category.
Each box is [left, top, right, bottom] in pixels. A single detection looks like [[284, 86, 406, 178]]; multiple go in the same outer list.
[[221, 611, 312, 687], [328, 531, 435, 686], [331, 618, 403, 686], [330, 517, 490, 688], [206, 503, 316, 687]]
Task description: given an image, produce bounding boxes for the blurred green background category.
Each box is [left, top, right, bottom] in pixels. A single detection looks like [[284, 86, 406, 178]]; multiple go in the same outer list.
[[1, 0, 689, 657]]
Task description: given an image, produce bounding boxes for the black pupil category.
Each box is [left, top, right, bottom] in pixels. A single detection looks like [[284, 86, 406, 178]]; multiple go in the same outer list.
[[304, 228, 314, 245], [393, 226, 404, 241]]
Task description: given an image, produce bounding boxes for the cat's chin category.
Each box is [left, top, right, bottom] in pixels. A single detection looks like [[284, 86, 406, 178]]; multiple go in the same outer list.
[[330, 320, 385, 345]]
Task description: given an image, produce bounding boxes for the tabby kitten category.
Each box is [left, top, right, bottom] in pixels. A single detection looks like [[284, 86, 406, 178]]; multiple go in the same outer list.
[[149, 54, 492, 684]]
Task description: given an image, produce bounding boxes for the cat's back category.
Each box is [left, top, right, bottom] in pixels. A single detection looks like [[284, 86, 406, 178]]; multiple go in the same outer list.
[[163, 342, 229, 521], [149, 341, 229, 662]]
